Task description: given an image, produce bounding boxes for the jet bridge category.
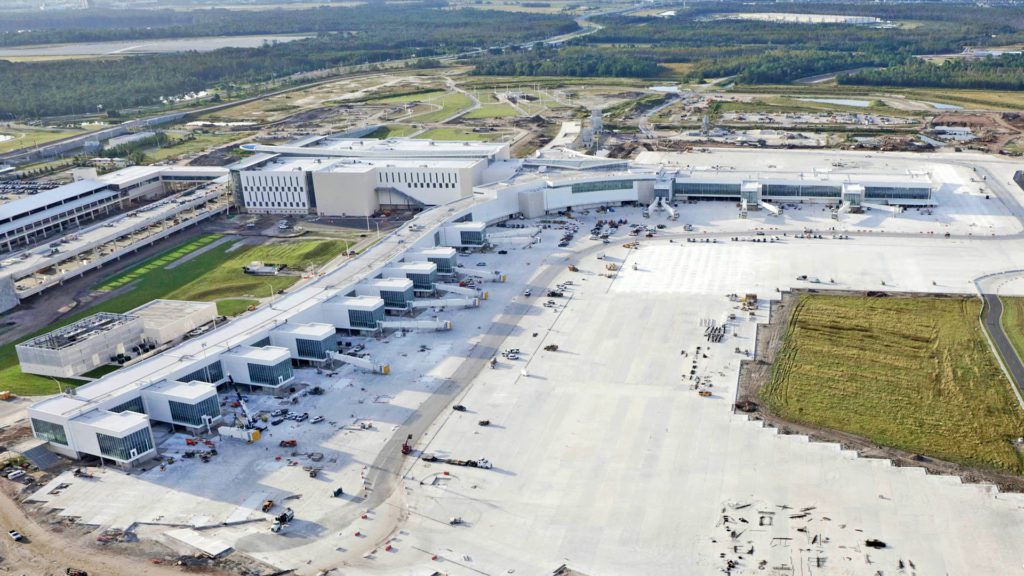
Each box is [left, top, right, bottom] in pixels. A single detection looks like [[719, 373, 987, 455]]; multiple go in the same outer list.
[[326, 351, 390, 375], [379, 318, 453, 331], [412, 297, 479, 309]]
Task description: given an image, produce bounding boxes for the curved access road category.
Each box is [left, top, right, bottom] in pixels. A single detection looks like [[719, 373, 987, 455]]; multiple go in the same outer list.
[[977, 273, 1024, 402]]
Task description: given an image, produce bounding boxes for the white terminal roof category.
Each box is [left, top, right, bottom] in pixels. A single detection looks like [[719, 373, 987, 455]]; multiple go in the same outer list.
[[448, 221, 486, 231], [244, 155, 481, 174], [387, 261, 437, 273], [414, 247, 457, 257], [75, 408, 149, 434], [361, 277, 414, 288], [272, 322, 336, 339], [241, 137, 507, 160], [0, 180, 110, 222], [147, 379, 216, 402], [130, 300, 216, 324], [333, 295, 385, 311], [224, 345, 290, 364]]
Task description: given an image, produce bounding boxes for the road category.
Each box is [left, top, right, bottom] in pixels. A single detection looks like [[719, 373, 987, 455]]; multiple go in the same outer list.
[[977, 273, 1024, 405]]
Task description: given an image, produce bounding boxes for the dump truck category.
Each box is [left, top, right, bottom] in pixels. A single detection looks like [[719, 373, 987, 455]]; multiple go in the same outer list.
[[279, 439, 297, 448], [262, 499, 274, 512], [271, 508, 294, 533], [567, 265, 579, 272]]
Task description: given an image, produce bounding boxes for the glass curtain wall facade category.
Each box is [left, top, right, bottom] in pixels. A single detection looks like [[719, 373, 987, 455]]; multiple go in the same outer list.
[[408, 272, 436, 290], [763, 184, 842, 199], [673, 182, 741, 197], [31, 418, 68, 445], [348, 308, 384, 330], [570, 180, 634, 194], [181, 360, 224, 384], [110, 396, 145, 414], [247, 359, 294, 386], [864, 186, 931, 200], [429, 256, 455, 274], [296, 335, 337, 359], [169, 396, 220, 426], [459, 231, 484, 246], [380, 289, 412, 309], [97, 428, 154, 461]]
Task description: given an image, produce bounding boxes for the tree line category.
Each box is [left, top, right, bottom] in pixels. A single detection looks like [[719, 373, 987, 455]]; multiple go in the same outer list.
[[0, 6, 577, 118]]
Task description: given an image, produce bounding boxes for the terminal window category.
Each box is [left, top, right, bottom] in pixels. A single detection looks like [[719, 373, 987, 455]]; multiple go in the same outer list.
[[296, 335, 337, 359], [110, 396, 146, 415], [673, 182, 742, 196], [169, 396, 220, 426], [97, 428, 153, 461], [31, 418, 68, 446], [247, 359, 294, 386], [570, 180, 634, 194]]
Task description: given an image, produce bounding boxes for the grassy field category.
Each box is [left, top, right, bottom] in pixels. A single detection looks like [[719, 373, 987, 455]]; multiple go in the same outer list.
[[0, 235, 350, 395], [98, 234, 223, 291], [1000, 297, 1024, 365], [0, 126, 84, 154], [406, 92, 474, 123], [144, 131, 252, 162], [763, 294, 1024, 473], [414, 127, 508, 141], [463, 103, 519, 119], [164, 239, 347, 303]]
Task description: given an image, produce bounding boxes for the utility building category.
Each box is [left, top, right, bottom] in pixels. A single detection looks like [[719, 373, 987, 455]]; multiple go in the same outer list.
[[382, 262, 438, 292], [221, 346, 295, 389], [16, 313, 145, 378], [355, 278, 415, 311], [322, 296, 387, 332], [406, 247, 458, 276], [270, 323, 338, 361], [435, 222, 488, 249]]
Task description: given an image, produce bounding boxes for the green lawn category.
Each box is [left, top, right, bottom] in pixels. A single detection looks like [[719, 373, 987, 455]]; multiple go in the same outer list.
[[164, 239, 347, 302], [414, 127, 507, 141], [763, 294, 1024, 473], [0, 127, 84, 154], [463, 103, 519, 119], [1000, 297, 1024, 365], [144, 131, 253, 162], [99, 234, 222, 291], [406, 92, 474, 123], [0, 236, 350, 395]]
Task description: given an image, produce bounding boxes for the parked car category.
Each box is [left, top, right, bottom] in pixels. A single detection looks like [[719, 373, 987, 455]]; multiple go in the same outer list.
[[271, 418, 285, 426], [8, 530, 23, 542], [475, 262, 487, 267]]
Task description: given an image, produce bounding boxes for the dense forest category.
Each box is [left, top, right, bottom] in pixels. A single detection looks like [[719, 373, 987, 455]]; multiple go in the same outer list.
[[470, 46, 664, 78], [465, 1, 1024, 88], [840, 53, 1024, 91], [0, 6, 577, 118]]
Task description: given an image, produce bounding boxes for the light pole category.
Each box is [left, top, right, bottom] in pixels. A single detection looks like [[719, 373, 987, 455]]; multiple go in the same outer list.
[[265, 281, 276, 310]]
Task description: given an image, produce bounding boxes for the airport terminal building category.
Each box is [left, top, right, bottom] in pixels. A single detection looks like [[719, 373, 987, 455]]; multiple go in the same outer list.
[[229, 137, 510, 217]]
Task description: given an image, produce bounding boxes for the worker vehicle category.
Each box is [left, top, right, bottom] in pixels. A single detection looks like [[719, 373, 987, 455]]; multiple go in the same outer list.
[[296, 413, 309, 422], [72, 468, 94, 479], [66, 569, 88, 576], [311, 416, 324, 424], [270, 508, 294, 533], [271, 409, 289, 417], [524, 289, 532, 296], [547, 290, 563, 297], [8, 530, 23, 542], [449, 517, 463, 526], [490, 357, 498, 369], [478, 420, 491, 426], [475, 262, 487, 267], [452, 404, 467, 412], [497, 250, 508, 254], [279, 439, 297, 448], [262, 500, 274, 512], [544, 344, 559, 352], [402, 434, 414, 455], [333, 487, 344, 497], [271, 417, 285, 426]]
